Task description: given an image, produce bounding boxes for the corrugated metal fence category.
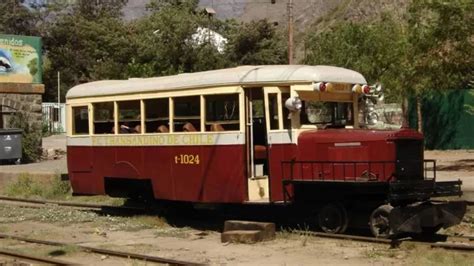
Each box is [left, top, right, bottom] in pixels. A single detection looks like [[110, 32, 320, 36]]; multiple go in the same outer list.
[[42, 103, 66, 133]]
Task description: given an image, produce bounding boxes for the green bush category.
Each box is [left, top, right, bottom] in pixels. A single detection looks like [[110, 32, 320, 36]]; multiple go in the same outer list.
[[4, 173, 71, 199], [9, 111, 43, 163]]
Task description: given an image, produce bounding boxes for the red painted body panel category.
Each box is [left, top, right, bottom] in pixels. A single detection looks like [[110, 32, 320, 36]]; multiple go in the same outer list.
[[67, 145, 246, 203], [295, 129, 420, 182], [67, 128, 422, 204], [268, 143, 297, 202], [298, 128, 423, 144]]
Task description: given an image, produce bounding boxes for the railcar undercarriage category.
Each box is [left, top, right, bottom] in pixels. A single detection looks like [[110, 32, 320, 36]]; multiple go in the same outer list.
[[282, 160, 467, 238]]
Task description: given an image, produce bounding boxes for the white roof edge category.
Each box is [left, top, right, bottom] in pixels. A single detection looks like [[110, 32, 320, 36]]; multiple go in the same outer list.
[[66, 65, 367, 99]]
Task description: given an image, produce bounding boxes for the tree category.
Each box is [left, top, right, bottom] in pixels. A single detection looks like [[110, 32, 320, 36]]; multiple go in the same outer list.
[[225, 19, 287, 65], [130, 0, 227, 76], [304, 0, 473, 132], [42, 0, 131, 101], [0, 0, 40, 36], [405, 0, 473, 132], [304, 14, 407, 103]]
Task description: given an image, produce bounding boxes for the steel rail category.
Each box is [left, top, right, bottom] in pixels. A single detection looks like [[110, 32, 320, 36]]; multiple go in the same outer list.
[[0, 233, 205, 266], [292, 230, 393, 244], [444, 234, 474, 242], [291, 230, 474, 251], [0, 248, 75, 265], [0, 196, 146, 212], [428, 242, 474, 251]]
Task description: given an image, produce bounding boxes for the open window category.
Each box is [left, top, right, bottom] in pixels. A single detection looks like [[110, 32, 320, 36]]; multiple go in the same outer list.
[[144, 98, 169, 133], [205, 93, 240, 131], [118, 100, 141, 134], [72, 106, 89, 135], [173, 96, 200, 132], [93, 102, 114, 134]]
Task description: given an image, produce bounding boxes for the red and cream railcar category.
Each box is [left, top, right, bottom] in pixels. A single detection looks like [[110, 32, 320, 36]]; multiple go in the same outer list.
[[66, 65, 466, 237]]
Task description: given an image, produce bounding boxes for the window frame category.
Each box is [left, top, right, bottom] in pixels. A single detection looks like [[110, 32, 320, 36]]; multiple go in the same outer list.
[[204, 93, 241, 132], [71, 105, 90, 135], [295, 89, 360, 129], [116, 99, 142, 134], [171, 95, 202, 133], [67, 87, 245, 136], [143, 97, 170, 134], [92, 101, 115, 135], [264, 86, 290, 131]]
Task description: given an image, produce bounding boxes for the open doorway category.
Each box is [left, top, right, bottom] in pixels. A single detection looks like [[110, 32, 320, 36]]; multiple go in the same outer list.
[[245, 88, 269, 202]]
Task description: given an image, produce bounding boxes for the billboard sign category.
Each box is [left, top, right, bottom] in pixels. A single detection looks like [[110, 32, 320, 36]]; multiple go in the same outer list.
[[0, 34, 42, 84]]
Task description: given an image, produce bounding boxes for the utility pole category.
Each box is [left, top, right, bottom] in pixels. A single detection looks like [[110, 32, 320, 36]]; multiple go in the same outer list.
[[57, 71, 61, 133], [287, 0, 294, 64]]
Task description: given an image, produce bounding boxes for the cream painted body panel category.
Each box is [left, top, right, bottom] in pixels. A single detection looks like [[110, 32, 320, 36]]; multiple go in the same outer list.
[[247, 176, 270, 202]]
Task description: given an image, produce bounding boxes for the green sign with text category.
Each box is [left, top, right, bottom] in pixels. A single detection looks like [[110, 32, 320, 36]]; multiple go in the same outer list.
[[0, 34, 42, 84]]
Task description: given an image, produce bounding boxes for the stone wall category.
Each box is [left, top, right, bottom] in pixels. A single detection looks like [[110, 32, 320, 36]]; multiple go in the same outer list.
[[0, 82, 44, 133]]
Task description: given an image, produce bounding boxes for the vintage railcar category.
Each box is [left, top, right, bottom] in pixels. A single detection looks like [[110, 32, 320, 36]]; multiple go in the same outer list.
[[66, 65, 466, 237]]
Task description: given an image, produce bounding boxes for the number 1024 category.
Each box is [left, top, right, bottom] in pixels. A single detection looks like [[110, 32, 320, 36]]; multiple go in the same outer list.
[[174, 154, 200, 165]]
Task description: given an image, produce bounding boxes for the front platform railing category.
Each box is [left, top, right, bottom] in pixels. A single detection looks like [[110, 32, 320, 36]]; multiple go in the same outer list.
[[281, 159, 441, 203], [281, 159, 437, 182]]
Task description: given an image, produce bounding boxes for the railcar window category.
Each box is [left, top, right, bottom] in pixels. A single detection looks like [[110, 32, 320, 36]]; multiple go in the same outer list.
[[72, 106, 89, 135], [173, 96, 200, 132], [282, 93, 291, 129], [300, 101, 353, 128], [93, 102, 114, 134], [144, 98, 169, 133], [118, 100, 141, 134], [205, 94, 240, 131], [268, 93, 279, 130]]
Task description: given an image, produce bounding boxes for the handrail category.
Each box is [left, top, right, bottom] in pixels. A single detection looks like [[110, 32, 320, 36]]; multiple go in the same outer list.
[[281, 159, 436, 182]]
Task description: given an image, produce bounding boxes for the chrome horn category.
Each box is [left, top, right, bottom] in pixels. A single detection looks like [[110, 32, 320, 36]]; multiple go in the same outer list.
[[362, 84, 384, 125]]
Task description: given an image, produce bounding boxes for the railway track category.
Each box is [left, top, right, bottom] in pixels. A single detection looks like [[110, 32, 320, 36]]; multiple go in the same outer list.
[[0, 195, 148, 213], [0, 233, 205, 266], [291, 230, 474, 251], [0, 248, 75, 265], [1, 196, 472, 253]]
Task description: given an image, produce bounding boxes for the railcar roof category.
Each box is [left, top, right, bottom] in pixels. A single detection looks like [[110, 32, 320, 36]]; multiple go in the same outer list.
[[66, 65, 367, 99]]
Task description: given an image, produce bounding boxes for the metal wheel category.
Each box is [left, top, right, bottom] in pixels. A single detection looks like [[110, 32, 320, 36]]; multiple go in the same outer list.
[[318, 203, 349, 234], [369, 205, 393, 238]]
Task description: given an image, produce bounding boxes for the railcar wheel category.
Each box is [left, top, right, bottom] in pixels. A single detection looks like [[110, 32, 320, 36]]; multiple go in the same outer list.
[[318, 203, 348, 234], [369, 205, 393, 238]]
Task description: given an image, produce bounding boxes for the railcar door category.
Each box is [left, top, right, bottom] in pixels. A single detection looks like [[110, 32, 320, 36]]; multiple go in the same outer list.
[[263, 87, 296, 202], [245, 88, 270, 202]]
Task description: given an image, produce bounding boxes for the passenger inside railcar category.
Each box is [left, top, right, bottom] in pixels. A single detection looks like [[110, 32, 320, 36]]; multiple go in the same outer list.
[[157, 125, 169, 133], [210, 123, 225, 131], [119, 123, 132, 133], [133, 124, 141, 133], [183, 122, 197, 132]]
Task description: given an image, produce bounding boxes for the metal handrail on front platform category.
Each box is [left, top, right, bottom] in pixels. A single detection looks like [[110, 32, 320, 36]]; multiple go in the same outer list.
[[280, 159, 438, 204]]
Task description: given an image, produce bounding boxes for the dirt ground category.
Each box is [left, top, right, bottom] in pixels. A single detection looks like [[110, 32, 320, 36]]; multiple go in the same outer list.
[[0, 203, 472, 266], [425, 150, 474, 178], [424, 150, 474, 201]]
